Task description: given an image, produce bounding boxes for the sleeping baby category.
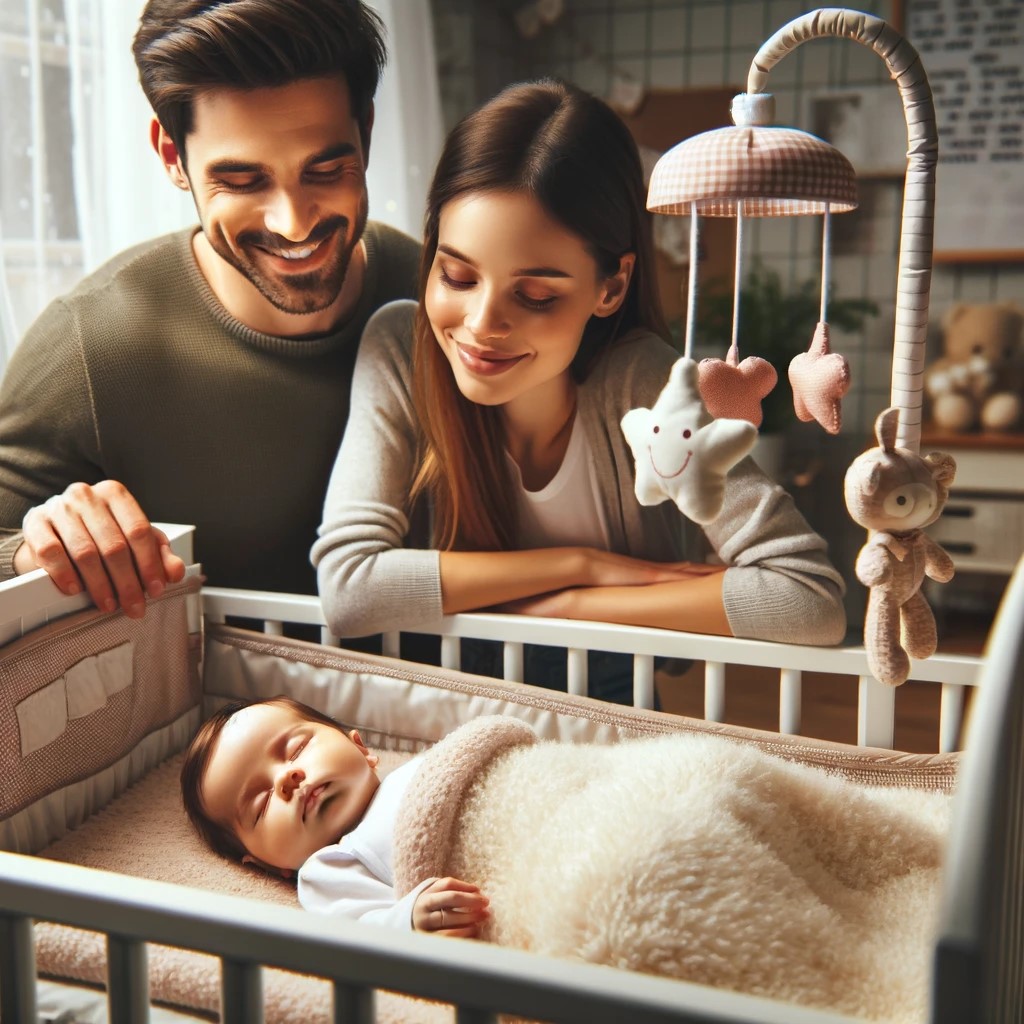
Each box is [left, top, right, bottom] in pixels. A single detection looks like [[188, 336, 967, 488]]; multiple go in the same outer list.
[[181, 696, 949, 1023]]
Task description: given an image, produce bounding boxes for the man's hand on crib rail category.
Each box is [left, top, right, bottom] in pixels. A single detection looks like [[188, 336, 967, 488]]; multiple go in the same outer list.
[[413, 877, 489, 939], [14, 479, 186, 618]]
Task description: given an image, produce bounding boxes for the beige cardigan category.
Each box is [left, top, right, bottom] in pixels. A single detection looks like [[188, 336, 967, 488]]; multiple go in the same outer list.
[[313, 300, 846, 644]]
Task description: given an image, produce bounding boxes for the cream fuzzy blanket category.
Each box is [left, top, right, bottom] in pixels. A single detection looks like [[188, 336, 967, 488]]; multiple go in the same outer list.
[[394, 717, 950, 1022]]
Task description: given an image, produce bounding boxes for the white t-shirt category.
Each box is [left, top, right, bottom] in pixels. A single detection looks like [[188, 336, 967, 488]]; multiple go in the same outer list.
[[297, 755, 431, 930], [507, 414, 610, 550]]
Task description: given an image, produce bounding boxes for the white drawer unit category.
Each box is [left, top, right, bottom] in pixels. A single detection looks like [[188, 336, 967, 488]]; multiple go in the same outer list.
[[940, 447, 1024, 495], [923, 440, 1024, 575], [929, 494, 1024, 574]]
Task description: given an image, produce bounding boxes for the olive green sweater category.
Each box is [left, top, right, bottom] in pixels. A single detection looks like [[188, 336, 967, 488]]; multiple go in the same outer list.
[[0, 223, 420, 594]]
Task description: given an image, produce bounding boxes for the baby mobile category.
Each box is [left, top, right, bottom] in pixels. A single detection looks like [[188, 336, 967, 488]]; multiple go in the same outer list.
[[623, 8, 956, 687]]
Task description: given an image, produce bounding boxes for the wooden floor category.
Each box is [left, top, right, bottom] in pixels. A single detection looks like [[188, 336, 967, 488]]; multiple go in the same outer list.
[[655, 613, 991, 754]]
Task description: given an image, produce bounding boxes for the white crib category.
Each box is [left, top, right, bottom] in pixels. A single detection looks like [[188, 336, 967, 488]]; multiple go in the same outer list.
[[0, 523, 1020, 1023]]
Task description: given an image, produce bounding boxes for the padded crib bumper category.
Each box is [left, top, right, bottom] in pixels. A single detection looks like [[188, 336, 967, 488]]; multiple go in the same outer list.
[[0, 574, 203, 853]]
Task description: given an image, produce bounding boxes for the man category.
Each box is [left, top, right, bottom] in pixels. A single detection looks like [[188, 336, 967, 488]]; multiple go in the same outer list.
[[0, 0, 420, 616]]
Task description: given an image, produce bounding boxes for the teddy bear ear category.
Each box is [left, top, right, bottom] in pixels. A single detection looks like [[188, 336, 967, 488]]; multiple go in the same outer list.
[[924, 451, 957, 488], [874, 407, 900, 451], [1000, 302, 1024, 335], [942, 303, 969, 330]]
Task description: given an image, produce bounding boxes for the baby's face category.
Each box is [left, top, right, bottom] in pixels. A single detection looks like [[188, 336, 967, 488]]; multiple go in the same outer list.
[[201, 703, 380, 872]]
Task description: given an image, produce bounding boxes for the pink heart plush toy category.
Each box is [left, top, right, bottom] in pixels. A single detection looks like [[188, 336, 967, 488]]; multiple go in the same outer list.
[[698, 344, 778, 427]]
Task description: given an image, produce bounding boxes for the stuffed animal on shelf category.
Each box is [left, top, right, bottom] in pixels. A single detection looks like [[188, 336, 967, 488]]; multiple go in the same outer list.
[[622, 357, 758, 525], [844, 408, 957, 687], [924, 301, 1024, 433]]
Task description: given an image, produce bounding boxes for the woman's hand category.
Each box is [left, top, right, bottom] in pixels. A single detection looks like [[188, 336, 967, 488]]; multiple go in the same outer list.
[[500, 570, 733, 636], [500, 558, 727, 618], [577, 549, 727, 588], [413, 877, 489, 938]]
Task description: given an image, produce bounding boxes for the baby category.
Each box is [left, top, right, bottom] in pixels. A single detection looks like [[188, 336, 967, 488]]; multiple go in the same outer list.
[[180, 696, 489, 935]]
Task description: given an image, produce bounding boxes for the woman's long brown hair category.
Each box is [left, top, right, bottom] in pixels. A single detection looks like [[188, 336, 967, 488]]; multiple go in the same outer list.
[[411, 78, 669, 552]]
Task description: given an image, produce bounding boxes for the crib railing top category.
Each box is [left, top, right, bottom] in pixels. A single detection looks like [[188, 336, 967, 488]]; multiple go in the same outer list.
[[0, 527, 993, 756], [0, 523, 195, 645], [199, 585, 981, 688]]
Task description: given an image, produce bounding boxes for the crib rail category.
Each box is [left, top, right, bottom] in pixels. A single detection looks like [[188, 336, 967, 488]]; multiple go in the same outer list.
[[0, 523, 195, 646], [0, 852, 861, 1024], [0, 552, 985, 755], [201, 586, 982, 752], [933, 556, 1024, 1023]]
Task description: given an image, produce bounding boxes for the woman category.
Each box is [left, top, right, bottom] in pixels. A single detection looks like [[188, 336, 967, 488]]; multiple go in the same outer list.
[[312, 79, 845, 699]]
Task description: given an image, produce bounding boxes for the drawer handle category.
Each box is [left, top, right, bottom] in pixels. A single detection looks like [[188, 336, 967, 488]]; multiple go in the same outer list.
[[942, 506, 975, 519], [943, 542, 976, 555]]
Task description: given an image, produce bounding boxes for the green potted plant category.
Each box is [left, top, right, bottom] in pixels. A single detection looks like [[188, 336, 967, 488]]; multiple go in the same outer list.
[[691, 262, 878, 438]]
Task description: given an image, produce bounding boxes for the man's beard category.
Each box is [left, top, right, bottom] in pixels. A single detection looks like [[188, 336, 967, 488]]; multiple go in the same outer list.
[[207, 205, 367, 316]]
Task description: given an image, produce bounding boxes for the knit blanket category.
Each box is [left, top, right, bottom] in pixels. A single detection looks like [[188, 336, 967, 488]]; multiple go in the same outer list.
[[394, 716, 950, 1023]]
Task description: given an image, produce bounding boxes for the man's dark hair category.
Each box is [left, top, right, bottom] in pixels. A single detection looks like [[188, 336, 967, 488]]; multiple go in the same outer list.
[[133, 0, 386, 160]]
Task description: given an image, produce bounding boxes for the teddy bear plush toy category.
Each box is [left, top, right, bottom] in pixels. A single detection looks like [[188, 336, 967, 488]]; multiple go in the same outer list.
[[924, 301, 1024, 433], [844, 408, 957, 687]]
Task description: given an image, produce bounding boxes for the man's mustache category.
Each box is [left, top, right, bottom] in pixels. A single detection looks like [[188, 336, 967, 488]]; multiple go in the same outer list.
[[238, 216, 347, 251]]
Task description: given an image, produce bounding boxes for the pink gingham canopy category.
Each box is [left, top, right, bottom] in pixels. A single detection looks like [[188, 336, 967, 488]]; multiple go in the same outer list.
[[647, 124, 858, 217]]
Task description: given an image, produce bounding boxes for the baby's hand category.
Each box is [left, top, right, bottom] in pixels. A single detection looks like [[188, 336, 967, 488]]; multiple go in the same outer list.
[[413, 876, 489, 938]]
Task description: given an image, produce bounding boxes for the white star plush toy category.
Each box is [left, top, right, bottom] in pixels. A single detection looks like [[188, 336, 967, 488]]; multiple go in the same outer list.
[[622, 358, 758, 525]]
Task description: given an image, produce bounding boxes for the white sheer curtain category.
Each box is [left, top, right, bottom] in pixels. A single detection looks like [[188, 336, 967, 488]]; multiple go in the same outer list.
[[365, 0, 444, 241], [0, 0, 442, 372], [0, 0, 192, 364]]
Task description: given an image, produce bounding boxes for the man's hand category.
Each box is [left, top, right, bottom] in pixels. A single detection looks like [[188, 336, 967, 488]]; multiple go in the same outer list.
[[413, 877, 489, 938], [15, 480, 186, 618]]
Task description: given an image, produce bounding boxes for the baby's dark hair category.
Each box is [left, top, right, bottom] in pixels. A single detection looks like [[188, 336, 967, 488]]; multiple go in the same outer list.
[[180, 695, 345, 860]]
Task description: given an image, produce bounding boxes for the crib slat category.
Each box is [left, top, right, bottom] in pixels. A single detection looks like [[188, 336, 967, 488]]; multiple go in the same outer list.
[[633, 654, 655, 709], [939, 683, 965, 753], [262, 619, 284, 636], [382, 631, 401, 658], [857, 676, 895, 749], [456, 1007, 498, 1024], [566, 648, 587, 696], [0, 913, 37, 1024], [704, 661, 726, 722], [503, 641, 524, 682], [221, 958, 263, 1024], [779, 668, 802, 735], [333, 981, 374, 1023], [441, 635, 461, 671], [107, 934, 149, 1024]]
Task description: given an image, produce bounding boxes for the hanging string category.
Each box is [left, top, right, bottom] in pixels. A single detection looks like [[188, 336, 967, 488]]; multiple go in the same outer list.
[[820, 203, 832, 323], [684, 200, 699, 359], [730, 199, 745, 354]]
